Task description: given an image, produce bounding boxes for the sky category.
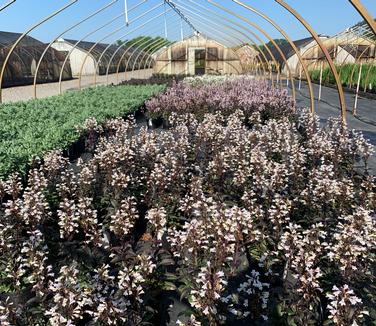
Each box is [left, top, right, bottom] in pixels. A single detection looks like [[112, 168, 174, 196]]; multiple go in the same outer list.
[[0, 0, 375, 46]]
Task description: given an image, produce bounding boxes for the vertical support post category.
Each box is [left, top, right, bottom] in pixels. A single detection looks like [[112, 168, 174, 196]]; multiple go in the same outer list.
[[298, 65, 302, 90], [353, 63, 363, 116], [180, 18, 184, 41], [318, 61, 323, 101], [275, 0, 347, 126], [164, 2, 168, 39], [124, 0, 129, 25], [277, 63, 280, 88]]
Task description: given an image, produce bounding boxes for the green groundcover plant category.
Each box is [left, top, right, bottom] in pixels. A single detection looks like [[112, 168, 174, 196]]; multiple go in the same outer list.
[[0, 84, 165, 178]]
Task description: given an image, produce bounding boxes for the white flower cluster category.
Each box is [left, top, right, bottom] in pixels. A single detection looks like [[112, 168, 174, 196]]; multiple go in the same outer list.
[[326, 285, 369, 325], [0, 104, 374, 325]]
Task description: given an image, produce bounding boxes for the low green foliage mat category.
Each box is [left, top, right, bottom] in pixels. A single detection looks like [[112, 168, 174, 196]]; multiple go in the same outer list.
[[0, 84, 165, 178]]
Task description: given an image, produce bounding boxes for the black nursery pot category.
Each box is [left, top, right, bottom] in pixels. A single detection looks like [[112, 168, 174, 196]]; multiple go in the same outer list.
[[148, 117, 164, 129]]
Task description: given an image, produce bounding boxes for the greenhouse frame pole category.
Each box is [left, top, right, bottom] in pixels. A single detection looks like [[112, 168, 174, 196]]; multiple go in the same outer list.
[[33, 0, 118, 99], [58, 12, 127, 95], [172, 11, 268, 78], [349, 0, 376, 36], [115, 16, 181, 83], [0, 0, 16, 12], [123, 38, 160, 79], [96, 8, 171, 86], [231, 0, 315, 115], [107, 33, 161, 85], [177, 21, 248, 75], [174, 0, 287, 90], [179, 9, 272, 82], [0, 0, 78, 103], [115, 36, 158, 84], [275, 0, 347, 126], [205, 0, 296, 99], [78, 2, 164, 90], [131, 39, 171, 76]]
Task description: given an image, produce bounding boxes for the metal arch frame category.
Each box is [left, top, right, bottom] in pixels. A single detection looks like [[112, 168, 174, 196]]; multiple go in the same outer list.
[[349, 0, 376, 36], [299, 32, 374, 94], [335, 31, 374, 83], [134, 40, 169, 73], [145, 17, 266, 78], [231, 0, 315, 114], [170, 10, 268, 78], [0, 41, 40, 68], [135, 39, 169, 74], [141, 31, 257, 77], [78, 1, 163, 90], [115, 15, 183, 84], [180, 13, 268, 79], [33, 0, 118, 99], [151, 36, 245, 77], [274, 0, 347, 126], [177, 18, 259, 76], [173, 7, 270, 78], [150, 34, 251, 78], [0, 0, 16, 12], [203, 0, 296, 94], [114, 35, 161, 84], [295, 27, 373, 83], [106, 31, 171, 85], [92, 2, 165, 87], [58, 12, 128, 95], [133, 15, 188, 76], [172, 1, 279, 87], [0, 43, 31, 76], [95, 7, 173, 87], [0, 0, 78, 103], [176, 18, 258, 74], [104, 36, 152, 85], [124, 38, 166, 78], [130, 38, 171, 77], [176, 0, 296, 93], [204, 0, 295, 99], [141, 27, 195, 72], [298, 24, 372, 78]]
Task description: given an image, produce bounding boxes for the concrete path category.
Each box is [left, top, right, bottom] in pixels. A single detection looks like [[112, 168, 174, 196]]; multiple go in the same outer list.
[[1, 69, 154, 103]]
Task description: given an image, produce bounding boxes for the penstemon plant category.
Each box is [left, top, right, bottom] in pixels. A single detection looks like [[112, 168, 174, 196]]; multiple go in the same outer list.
[[0, 83, 374, 325], [145, 78, 295, 122]]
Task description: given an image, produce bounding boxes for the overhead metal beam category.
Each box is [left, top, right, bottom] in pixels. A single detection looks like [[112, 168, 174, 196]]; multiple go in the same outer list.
[[164, 0, 200, 35], [349, 0, 376, 36], [275, 0, 347, 126], [0, 0, 16, 12]]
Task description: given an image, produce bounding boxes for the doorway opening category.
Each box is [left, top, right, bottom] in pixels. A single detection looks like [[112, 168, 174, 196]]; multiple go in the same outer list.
[[194, 49, 206, 75]]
